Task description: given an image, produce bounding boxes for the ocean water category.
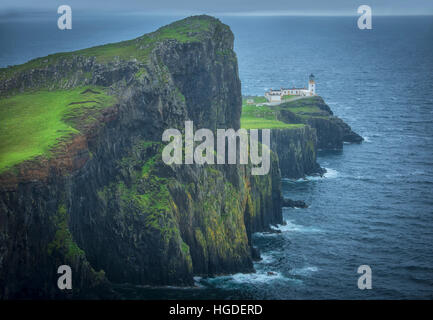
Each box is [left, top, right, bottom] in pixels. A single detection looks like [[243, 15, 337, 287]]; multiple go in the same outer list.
[[1, 14, 433, 299]]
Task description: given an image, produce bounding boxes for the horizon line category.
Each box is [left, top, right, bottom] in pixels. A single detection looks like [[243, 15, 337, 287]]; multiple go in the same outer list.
[[1, 7, 433, 18]]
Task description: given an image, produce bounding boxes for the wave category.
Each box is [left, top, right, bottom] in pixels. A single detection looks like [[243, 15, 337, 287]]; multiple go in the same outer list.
[[200, 270, 302, 288], [323, 167, 338, 179], [193, 276, 205, 288], [258, 252, 276, 264], [289, 266, 319, 276], [231, 271, 286, 284], [253, 231, 280, 238], [345, 174, 377, 183], [270, 220, 322, 233], [284, 167, 339, 183]]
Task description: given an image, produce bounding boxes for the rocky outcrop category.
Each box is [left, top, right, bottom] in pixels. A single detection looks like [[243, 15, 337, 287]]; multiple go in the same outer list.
[[0, 14, 362, 299], [281, 198, 308, 208], [243, 95, 361, 180], [306, 116, 363, 149], [278, 96, 363, 150], [270, 126, 324, 179], [0, 16, 282, 299]]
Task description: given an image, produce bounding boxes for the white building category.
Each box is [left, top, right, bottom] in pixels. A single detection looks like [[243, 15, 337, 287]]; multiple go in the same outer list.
[[308, 73, 316, 95], [265, 74, 316, 102], [265, 91, 282, 102]]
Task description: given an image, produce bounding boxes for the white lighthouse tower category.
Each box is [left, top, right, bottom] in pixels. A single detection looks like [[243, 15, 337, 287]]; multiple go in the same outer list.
[[308, 74, 316, 96]]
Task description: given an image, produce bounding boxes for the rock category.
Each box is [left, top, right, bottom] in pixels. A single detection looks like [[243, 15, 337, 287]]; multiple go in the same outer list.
[[263, 228, 282, 235], [251, 246, 261, 261], [0, 15, 284, 299], [267, 271, 277, 276], [281, 198, 308, 208], [0, 14, 362, 299], [270, 126, 323, 179], [278, 96, 363, 150]]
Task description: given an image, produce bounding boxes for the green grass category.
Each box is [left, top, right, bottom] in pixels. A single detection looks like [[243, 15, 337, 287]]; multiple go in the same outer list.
[[242, 96, 267, 106], [241, 98, 308, 129], [242, 104, 278, 119], [241, 104, 304, 129], [240, 96, 331, 129], [279, 97, 329, 116], [241, 118, 304, 129], [281, 95, 296, 101], [284, 106, 323, 114], [0, 86, 116, 173], [47, 204, 85, 262]]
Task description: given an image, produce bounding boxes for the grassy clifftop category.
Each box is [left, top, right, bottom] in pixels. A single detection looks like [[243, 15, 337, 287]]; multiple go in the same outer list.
[[0, 15, 283, 297], [0, 86, 116, 173], [0, 15, 224, 175], [244, 95, 364, 149], [0, 15, 218, 81], [240, 96, 326, 178], [240, 95, 333, 130], [240, 97, 306, 129]]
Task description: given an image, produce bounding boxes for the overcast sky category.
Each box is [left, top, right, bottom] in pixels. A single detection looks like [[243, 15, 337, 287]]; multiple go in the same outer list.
[[1, 0, 433, 16]]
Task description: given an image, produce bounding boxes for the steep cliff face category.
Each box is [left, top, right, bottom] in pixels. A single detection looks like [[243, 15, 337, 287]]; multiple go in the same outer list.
[[240, 99, 323, 179], [240, 95, 362, 179], [271, 127, 322, 179], [0, 16, 282, 299]]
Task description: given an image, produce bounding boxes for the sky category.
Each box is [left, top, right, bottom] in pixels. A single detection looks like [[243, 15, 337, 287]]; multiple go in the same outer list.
[[1, 0, 433, 16]]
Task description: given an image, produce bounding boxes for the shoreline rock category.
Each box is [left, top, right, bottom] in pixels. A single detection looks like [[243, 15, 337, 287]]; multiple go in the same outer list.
[[281, 198, 308, 208]]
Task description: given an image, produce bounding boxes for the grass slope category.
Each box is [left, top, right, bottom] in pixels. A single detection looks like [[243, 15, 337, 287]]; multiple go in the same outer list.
[[240, 104, 304, 130], [0, 16, 219, 173], [279, 97, 329, 116], [0, 86, 115, 173], [240, 96, 332, 129]]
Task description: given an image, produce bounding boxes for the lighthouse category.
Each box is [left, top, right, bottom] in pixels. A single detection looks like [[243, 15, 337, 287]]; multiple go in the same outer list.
[[308, 74, 316, 96], [264, 74, 318, 101]]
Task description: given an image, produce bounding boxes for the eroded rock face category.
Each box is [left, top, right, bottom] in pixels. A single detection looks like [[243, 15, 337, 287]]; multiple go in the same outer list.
[[0, 15, 362, 299], [278, 96, 363, 150], [271, 127, 323, 179], [281, 198, 308, 208], [0, 16, 282, 298], [306, 116, 363, 149]]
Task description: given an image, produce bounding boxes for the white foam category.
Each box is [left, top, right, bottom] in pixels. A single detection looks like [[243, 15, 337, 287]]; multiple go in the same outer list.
[[204, 270, 302, 288], [323, 167, 338, 179], [231, 271, 285, 284], [258, 252, 275, 264], [253, 231, 279, 238], [270, 220, 321, 233], [289, 266, 319, 276], [363, 136, 372, 143], [193, 276, 203, 287], [289, 167, 339, 182]]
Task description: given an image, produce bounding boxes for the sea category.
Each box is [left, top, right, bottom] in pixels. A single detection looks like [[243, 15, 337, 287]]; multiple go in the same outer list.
[[1, 12, 432, 299]]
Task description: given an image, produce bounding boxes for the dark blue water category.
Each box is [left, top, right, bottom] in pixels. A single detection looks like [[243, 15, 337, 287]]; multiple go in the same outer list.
[[1, 14, 433, 299]]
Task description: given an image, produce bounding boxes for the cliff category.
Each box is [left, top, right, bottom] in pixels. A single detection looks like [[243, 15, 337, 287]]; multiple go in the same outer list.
[[240, 95, 362, 179], [278, 96, 363, 150], [270, 127, 323, 179], [0, 16, 282, 299], [241, 98, 323, 179]]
